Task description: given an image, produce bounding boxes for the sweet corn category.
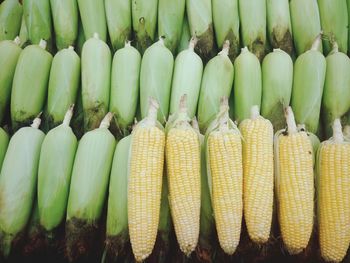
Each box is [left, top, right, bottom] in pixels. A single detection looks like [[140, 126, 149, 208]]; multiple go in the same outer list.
[[0, 0, 23, 41]]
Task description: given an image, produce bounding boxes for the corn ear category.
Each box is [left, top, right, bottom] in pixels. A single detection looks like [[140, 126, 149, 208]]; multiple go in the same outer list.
[[76, 19, 85, 56], [0, 37, 21, 125], [18, 15, 28, 48], [261, 48, 293, 130], [170, 38, 203, 119], [158, 0, 185, 54], [176, 15, 190, 54], [266, 0, 293, 55], [197, 42, 234, 132], [38, 107, 77, 234], [239, 0, 267, 61], [290, 0, 322, 55], [77, 0, 107, 42], [50, 0, 78, 50], [212, 0, 240, 61], [233, 47, 262, 122], [0, 0, 22, 41], [46, 46, 80, 130], [140, 38, 174, 124], [132, 0, 158, 54], [11, 40, 52, 132], [0, 128, 9, 171], [66, 113, 116, 262], [291, 35, 326, 134], [186, 0, 214, 59], [0, 117, 44, 258], [110, 42, 141, 134], [318, 0, 348, 55]]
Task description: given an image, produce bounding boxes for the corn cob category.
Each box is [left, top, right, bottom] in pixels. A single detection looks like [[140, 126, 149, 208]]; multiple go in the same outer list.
[[212, 0, 240, 61], [50, 0, 78, 50], [166, 95, 201, 256], [105, 135, 131, 261], [176, 15, 191, 54], [18, 15, 28, 48], [322, 42, 350, 138], [23, 0, 53, 52], [170, 38, 203, 119], [291, 34, 326, 134], [0, 37, 21, 125], [238, 0, 266, 61], [128, 98, 165, 261], [317, 119, 350, 263], [0, 128, 9, 170], [105, 0, 132, 51], [0, 116, 44, 258], [186, 0, 214, 59], [274, 106, 314, 254], [261, 48, 293, 130], [46, 46, 80, 130], [110, 42, 141, 135], [11, 40, 52, 132], [318, 0, 348, 55], [140, 38, 174, 124], [205, 98, 242, 255], [290, 0, 322, 55], [197, 42, 234, 132], [81, 33, 111, 131], [38, 107, 77, 235], [132, 0, 158, 54], [158, 0, 185, 54], [266, 0, 293, 55], [239, 106, 274, 244], [77, 0, 107, 42], [233, 47, 262, 122], [0, 0, 22, 41], [66, 112, 116, 262]]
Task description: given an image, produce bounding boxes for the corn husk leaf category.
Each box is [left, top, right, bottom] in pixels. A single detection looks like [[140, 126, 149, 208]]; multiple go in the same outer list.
[[18, 15, 29, 48], [0, 128, 9, 171], [176, 15, 191, 54], [0, 0, 23, 41]]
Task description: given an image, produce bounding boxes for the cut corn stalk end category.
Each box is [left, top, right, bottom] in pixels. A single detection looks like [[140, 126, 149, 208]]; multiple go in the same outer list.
[[39, 39, 47, 50], [188, 37, 198, 51], [218, 40, 230, 56], [285, 106, 298, 134], [331, 119, 343, 143], [14, 36, 21, 46], [250, 105, 260, 120], [311, 32, 323, 52], [62, 105, 75, 126], [100, 112, 114, 129]]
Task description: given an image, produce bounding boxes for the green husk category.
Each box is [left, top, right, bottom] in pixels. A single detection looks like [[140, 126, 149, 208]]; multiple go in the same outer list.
[[158, 0, 185, 54], [291, 35, 326, 134], [66, 113, 116, 262], [170, 38, 203, 119], [23, 0, 53, 52], [261, 48, 293, 130], [0, 128, 9, 170], [105, 135, 130, 261], [81, 33, 111, 131], [186, 0, 214, 59], [212, 0, 240, 61], [50, 0, 78, 50], [290, 0, 322, 55], [197, 42, 234, 132], [140, 38, 174, 124], [132, 0, 158, 54], [318, 0, 348, 55], [321, 42, 350, 138], [0, 0, 23, 41], [0, 37, 22, 125], [38, 107, 78, 234], [233, 47, 262, 122], [105, 0, 132, 51], [11, 40, 52, 132], [176, 15, 191, 54], [46, 46, 80, 130], [18, 15, 29, 48], [348, 0, 350, 56], [77, 0, 107, 41], [109, 42, 141, 135], [0, 117, 45, 258], [76, 18, 85, 56], [266, 0, 294, 55], [239, 0, 267, 61]]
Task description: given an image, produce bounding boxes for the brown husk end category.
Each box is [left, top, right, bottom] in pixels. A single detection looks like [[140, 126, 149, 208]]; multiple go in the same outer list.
[[105, 231, 129, 261], [83, 104, 107, 132], [270, 27, 294, 56], [195, 24, 216, 62], [263, 102, 287, 131], [223, 30, 240, 62]]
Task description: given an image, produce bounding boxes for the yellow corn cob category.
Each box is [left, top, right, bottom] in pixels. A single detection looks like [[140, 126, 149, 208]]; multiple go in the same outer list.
[[275, 106, 314, 254], [318, 119, 350, 263], [166, 95, 201, 256], [128, 98, 165, 262], [239, 105, 274, 244]]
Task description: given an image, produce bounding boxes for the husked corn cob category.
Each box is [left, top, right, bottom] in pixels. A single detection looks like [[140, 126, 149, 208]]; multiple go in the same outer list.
[[317, 119, 350, 263], [206, 98, 242, 254], [275, 107, 314, 254], [166, 95, 201, 256], [0, 0, 23, 41], [128, 98, 165, 261], [0, 128, 9, 170]]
